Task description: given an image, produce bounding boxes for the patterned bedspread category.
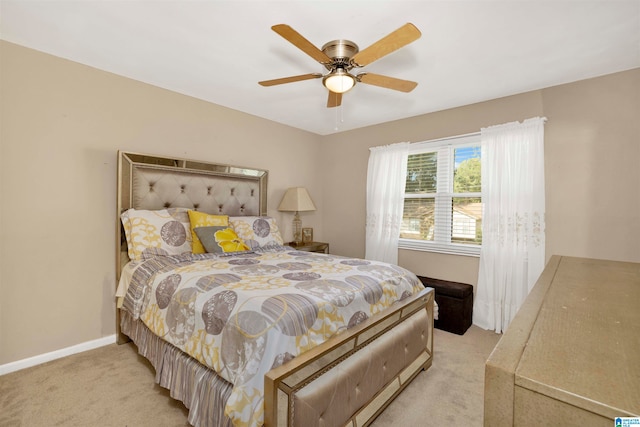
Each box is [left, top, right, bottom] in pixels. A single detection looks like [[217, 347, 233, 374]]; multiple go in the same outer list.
[[121, 246, 423, 427]]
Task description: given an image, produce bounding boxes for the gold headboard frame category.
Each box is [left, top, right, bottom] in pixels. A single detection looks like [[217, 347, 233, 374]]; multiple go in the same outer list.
[[115, 150, 268, 342]]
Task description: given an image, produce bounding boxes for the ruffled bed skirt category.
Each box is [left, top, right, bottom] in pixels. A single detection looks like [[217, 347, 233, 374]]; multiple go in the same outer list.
[[120, 310, 233, 427]]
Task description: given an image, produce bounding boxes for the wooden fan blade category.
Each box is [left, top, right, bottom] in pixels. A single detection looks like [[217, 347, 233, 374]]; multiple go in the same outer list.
[[351, 23, 421, 67], [259, 73, 322, 86], [357, 73, 418, 92], [327, 91, 342, 108], [272, 24, 332, 64]]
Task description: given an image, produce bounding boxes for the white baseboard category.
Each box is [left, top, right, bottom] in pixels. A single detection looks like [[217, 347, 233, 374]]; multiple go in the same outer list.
[[0, 334, 116, 376]]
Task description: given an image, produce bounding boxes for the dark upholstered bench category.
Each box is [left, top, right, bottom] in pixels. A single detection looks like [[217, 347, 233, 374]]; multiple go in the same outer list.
[[417, 276, 473, 335]]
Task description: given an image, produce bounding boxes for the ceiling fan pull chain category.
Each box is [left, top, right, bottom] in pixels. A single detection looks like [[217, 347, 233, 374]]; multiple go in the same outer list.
[[334, 103, 346, 131]]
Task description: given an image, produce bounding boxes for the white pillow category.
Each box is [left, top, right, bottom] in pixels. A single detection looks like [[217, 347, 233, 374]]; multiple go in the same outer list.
[[121, 208, 192, 260]]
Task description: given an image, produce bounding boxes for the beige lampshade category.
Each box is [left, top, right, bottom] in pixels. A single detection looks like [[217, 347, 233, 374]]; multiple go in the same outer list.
[[278, 187, 316, 212]]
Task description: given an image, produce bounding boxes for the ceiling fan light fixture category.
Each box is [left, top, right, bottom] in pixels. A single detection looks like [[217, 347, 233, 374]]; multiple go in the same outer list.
[[323, 69, 356, 94]]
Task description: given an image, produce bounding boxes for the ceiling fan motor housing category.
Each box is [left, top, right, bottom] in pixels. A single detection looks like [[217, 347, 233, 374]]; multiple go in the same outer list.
[[321, 40, 359, 71]]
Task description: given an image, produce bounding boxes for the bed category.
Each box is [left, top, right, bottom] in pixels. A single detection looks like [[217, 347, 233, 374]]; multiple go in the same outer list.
[[115, 151, 434, 427]]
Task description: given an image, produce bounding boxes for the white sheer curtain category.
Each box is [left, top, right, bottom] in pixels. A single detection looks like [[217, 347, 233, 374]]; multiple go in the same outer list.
[[365, 142, 409, 264], [473, 117, 546, 333]]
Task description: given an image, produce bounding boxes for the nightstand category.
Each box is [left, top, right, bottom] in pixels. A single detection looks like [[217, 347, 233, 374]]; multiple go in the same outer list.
[[287, 241, 329, 254]]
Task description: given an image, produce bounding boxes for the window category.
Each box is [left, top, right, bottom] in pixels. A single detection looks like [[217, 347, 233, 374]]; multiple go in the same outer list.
[[400, 134, 482, 256]]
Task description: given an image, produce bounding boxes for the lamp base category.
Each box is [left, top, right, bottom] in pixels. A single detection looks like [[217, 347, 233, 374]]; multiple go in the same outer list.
[[292, 211, 302, 245]]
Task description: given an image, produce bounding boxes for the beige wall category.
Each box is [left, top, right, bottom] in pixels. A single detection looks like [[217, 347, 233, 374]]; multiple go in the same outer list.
[[542, 70, 640, 262], [1, 40, 638, 366], [0, 41, 323, 364]]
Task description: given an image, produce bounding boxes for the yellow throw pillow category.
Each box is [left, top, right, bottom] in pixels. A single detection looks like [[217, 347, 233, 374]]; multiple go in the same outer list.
[[188, 210, 229, 254]]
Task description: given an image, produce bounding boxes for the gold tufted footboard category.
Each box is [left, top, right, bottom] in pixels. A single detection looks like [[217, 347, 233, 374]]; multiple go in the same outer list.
[[265, 287, 434, 427]]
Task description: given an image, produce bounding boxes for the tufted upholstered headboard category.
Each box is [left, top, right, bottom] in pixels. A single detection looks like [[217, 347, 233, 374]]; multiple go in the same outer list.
[[118, 151, 267, 213]]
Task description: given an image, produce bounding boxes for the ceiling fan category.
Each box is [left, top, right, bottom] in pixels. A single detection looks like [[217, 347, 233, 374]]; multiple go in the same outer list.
[[259, 23, 421, 108]]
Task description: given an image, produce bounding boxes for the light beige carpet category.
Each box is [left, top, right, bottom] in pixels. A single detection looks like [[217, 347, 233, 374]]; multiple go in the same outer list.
[[0, 326, 501, 427], [371, 325, 501, 426]]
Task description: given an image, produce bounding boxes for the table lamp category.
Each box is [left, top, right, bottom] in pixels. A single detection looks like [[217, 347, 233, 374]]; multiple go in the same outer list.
[[278, 187, 316, 244]]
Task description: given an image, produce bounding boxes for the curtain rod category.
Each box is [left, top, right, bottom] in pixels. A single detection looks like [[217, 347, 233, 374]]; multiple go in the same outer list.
[[408, 116, 547, 147]]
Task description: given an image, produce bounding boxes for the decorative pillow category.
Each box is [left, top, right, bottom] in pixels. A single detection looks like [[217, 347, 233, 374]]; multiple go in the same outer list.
[[194, 226, 250, 253], [229, 216, 284, 250], [121, 208, 192, 260], [188, 210, 229, 254]]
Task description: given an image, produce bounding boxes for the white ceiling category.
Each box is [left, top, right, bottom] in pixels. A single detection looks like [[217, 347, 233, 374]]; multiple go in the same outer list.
[[1, 1, 639, 135]]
